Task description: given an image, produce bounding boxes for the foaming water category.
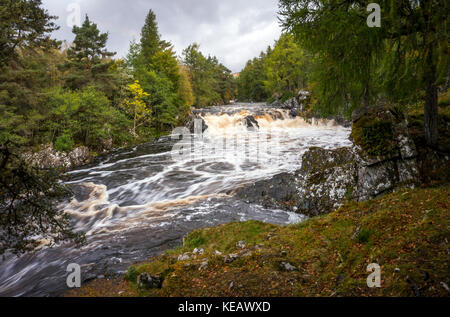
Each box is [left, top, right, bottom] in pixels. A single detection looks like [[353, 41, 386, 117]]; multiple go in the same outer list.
[[0, 103, 351, 296]]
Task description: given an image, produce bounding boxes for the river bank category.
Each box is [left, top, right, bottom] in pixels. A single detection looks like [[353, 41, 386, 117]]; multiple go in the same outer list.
[[66, 184, 450, 297]]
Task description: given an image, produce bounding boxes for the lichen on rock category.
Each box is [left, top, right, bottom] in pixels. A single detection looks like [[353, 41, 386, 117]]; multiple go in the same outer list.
[[22, 143, 91, 169]]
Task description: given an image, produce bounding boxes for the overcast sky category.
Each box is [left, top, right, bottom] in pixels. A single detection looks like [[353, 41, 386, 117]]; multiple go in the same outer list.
[[41, 0, 282, 72]]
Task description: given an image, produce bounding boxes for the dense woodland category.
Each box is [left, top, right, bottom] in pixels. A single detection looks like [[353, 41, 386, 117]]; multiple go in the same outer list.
[[0, 2, 236, 154]]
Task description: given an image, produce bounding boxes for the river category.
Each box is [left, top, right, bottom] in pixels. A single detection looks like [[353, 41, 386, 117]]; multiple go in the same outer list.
[[0, 103, 351, 296]]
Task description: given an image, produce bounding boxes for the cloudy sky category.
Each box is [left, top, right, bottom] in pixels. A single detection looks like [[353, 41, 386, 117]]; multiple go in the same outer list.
[[41, 0, 282, 72]]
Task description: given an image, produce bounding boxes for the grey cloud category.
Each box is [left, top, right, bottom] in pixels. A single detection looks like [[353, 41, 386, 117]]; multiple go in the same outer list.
[[42, 0, 282, 72]]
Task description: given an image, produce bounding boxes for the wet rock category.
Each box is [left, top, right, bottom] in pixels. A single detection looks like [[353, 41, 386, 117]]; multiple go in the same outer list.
[[242, 116, 260, 130], [234, 106, 431, 217], [185, 115, 208, 133], [137, 273, 162, 290], [235, 172, 298, 212], [279, 262, 298, 272], [68, 146, 91, 167], [290, 109, 298, 118], [440, 282, 450, 293], [100, 138, 113, 151], [109, 257, 122, 265]]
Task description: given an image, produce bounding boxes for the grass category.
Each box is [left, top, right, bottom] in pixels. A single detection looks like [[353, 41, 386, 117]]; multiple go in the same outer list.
[[66, 184, 450, 297]]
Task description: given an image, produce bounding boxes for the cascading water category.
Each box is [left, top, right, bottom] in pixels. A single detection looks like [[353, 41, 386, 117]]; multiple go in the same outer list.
[[0, 103, 351, 296]]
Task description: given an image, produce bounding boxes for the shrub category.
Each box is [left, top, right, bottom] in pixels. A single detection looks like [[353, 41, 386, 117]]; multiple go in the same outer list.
[[54, 134, 74, 152]]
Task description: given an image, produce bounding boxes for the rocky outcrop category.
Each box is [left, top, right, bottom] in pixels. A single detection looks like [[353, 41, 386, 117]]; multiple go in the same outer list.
[[22, 144, 91, 169], [242, 115, 260, 130], [235, 108, 445, 217], [185, 114, 208, 133], [269, 90, 311, 113], [136, 273, 163, 290]]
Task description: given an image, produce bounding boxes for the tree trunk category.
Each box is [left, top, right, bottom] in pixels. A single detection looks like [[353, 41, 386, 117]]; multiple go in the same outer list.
[[424, 79, 439, 148], [133, 108, 137, 142], [424, 44, 439, 148]]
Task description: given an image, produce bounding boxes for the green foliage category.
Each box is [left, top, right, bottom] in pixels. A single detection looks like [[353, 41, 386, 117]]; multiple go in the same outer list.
[[237, 51, 269, 102], [140, 9, 170, 64], [125, 266, 139, 283], [0, 143, 85, 255], [178, 66, 195, 108], [62, 15, 118, 96], [126, 10, 193, 134], [183, 231, 206, 249], [0, 0, 60, 67], [264, 33, 310, 99], [279, 0, 449, 146], [237, 33, 311, 103], [45, 86, 131, 150], [182, 43, 236, 107], [54, 133, 74, 152]]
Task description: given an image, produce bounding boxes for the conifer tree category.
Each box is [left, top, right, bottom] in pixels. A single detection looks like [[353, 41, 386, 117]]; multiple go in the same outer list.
[[63, 15, 116, 91], [140, 9, 170, 65], [0, 0, 60, 67]]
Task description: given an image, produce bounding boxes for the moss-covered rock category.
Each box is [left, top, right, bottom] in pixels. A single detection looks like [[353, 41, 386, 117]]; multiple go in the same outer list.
[[351, 108, 397, 158]]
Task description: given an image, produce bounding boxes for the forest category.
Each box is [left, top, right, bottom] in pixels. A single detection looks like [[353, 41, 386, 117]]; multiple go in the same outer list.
[[0, 2, 237, 154]]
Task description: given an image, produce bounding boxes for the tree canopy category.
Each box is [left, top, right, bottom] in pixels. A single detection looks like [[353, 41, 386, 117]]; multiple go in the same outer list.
[[279, 0, 449, 147]]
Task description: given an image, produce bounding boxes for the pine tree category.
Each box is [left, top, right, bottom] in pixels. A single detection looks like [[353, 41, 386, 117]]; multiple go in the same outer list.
[[279, 0, 384, 115], [182, 43, 235, 107], [140, 9, 170, 65], [63, 15, 116, 91], [0, 0, 60, 67]]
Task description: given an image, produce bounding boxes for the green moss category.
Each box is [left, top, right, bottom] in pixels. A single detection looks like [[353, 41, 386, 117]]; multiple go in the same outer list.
[[355, 228, 372, 244], [351, 116, 395, 157], [183, 231, 206, 249]]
